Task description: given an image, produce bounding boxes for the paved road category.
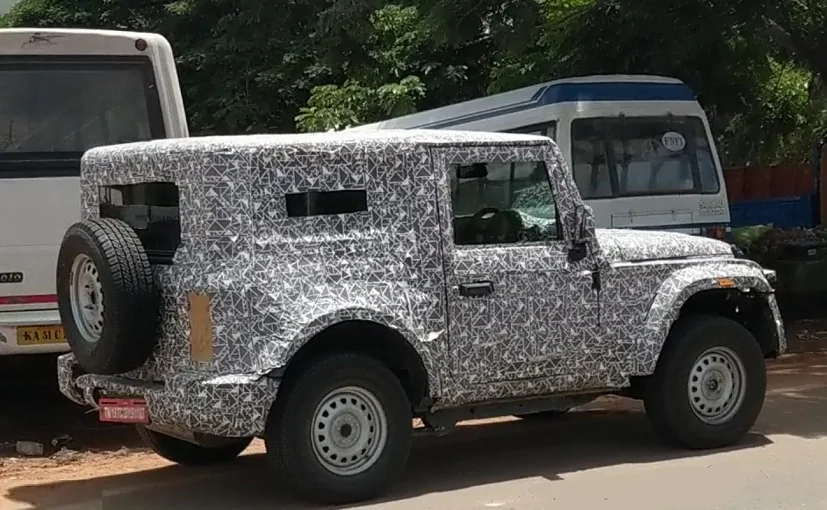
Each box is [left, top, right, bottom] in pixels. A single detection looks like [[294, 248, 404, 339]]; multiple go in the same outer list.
[[3, 353, 827, 510]]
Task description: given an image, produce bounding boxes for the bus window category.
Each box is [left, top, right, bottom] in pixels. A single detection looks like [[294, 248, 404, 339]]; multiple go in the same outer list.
[[570, 120, 613, 199], [570, 116, 720, 198], [507, 122, 557, 141], [0, 56, 163, 163]]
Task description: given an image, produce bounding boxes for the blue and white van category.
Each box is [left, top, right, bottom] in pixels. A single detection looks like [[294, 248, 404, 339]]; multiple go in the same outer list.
[[351, 75, 730, 238]]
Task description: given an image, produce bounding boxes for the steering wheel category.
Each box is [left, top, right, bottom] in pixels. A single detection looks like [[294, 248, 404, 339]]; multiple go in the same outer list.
[[470, 207, 508, 243]]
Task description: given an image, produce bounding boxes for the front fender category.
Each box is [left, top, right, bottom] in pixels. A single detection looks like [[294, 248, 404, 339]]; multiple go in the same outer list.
[[259, 283, 447, 397], [633, 261, 782, 375]]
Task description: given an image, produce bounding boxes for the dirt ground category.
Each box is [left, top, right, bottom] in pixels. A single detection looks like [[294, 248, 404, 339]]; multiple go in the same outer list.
[[2, 305, 827, 509]]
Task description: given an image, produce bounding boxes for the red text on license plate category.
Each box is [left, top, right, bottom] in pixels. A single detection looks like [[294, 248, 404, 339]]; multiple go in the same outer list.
[[98, 398, 149, 424]]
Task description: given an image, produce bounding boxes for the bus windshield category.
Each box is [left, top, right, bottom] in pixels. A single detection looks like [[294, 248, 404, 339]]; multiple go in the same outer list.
[[571, 115, 720, 199], [0, 56, 163, 157]]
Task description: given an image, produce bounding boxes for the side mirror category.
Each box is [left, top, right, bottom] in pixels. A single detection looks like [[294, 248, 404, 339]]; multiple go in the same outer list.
[[568, 203, 595, 262], [573, 203, 594, 243]]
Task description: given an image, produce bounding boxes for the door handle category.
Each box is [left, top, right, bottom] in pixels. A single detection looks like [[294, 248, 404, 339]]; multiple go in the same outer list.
[[459, 281, 494, 297]]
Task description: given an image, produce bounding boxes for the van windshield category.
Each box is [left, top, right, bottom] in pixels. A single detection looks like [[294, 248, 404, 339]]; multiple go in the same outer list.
[[571, 115, 719, 199], [0, 57, 163, 157]]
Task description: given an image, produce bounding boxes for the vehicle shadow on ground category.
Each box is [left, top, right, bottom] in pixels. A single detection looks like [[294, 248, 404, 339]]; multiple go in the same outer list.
[[5, 353, 827, 509], [4, 411, 773, 510], [0, 354, 144, 457], [759, 352, 827, 438]]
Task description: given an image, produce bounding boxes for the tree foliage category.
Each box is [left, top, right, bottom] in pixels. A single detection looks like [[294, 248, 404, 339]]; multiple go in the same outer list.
[[2, 0, 826, 165]]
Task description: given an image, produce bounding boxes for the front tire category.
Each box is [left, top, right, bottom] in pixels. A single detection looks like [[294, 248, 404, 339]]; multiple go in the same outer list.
[[644, 315, 767, 449], [266, 353, 412, 505], [136, 426, 252, 466]]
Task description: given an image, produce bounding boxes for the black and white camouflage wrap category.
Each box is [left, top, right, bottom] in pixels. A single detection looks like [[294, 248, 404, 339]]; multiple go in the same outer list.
[[57, 130, 785, 437]]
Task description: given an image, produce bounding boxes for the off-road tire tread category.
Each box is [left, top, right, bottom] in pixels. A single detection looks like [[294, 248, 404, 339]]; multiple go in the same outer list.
[[643, 314, 766, 450], [57, 218, 158, 374], [265, 352, 413, 505]]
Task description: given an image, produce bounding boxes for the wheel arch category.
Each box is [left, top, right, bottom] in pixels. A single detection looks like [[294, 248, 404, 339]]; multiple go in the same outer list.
[[269, 315, 439, 412], [634, 264, 783, 376]]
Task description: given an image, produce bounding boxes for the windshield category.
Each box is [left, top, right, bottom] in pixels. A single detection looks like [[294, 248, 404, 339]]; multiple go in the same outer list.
[[0, 56, 163, 157], [571, 115, 720, 199]]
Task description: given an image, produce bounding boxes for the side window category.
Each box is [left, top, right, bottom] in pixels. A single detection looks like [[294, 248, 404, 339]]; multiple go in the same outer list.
[[449, 159, 559, 246], [285, 189, 368, 217], [571, 119, 613, 199], [99, 182, 180, 265]]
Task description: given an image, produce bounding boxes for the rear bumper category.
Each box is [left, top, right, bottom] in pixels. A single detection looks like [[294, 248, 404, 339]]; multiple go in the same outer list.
[[0, 309, 70, 356], [57, 354, 281, 438]]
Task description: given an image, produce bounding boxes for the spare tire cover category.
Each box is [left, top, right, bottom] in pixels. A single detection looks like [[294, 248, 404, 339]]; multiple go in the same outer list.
[[56, 218, 159, 375]]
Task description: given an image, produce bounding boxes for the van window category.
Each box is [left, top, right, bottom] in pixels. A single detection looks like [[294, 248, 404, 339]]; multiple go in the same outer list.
[[507, 122, 557, 141], [0, 56, 164, 162], [571, 116, 719, 198]]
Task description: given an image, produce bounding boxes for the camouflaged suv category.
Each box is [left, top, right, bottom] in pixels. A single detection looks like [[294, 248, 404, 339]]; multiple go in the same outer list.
[[56, 130, 785, 505]]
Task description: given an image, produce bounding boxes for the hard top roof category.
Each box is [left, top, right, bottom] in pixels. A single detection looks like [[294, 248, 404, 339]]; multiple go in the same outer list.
[[83, 129, 550, 159]]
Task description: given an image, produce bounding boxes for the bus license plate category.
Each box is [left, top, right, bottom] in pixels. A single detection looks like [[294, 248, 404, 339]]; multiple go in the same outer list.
[[16, 325, 66, 345], [98, 398, 150, 424]]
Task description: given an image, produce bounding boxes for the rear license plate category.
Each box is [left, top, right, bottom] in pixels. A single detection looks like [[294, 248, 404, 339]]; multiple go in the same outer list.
[[16, 325, 66, 346], [99, 398, 150, 424]]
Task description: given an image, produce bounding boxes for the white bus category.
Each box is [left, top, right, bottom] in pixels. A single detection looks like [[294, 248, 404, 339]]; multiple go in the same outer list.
[[351, 75, 730, 239], [0, 28, 187, 357]]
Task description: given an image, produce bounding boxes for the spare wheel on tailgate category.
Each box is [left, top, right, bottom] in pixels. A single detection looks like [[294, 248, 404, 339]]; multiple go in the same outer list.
[[56, 218, 159, 374]]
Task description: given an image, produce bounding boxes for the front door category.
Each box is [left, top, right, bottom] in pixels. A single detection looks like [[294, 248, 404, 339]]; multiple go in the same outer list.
[[436, 145, 599, 389]]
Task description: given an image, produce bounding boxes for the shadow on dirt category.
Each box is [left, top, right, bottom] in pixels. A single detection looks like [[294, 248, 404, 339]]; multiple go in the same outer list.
[[4, 313, 827, 508], [0, 353, 143, 458], [4, 412, 773, 510], [759, 352, 827, 439], [8, 354, 827, 509]]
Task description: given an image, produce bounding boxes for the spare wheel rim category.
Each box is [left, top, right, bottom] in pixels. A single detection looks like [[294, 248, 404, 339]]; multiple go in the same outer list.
[[69, 253, 105, 344]]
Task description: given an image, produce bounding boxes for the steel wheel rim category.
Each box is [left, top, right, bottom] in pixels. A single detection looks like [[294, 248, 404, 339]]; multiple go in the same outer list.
[[69, 254, 104, 344], [310, 385, 388, 476], [687, 346, 747, 425]]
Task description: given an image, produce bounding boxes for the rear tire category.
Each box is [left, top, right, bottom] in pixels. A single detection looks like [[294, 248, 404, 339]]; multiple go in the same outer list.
[[136, 426, 252, 466], [56, 218, 158, 375], [265, 353, 412, 505], [643, 315, 766, 449]]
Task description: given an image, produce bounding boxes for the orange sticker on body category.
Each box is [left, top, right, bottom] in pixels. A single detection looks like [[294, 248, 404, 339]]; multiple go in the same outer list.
[[187, 292, 214, 362]]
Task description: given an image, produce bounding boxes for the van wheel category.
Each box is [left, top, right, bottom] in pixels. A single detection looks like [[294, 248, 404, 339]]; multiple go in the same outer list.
[[56, 218, 158, 375], [265, 353, 412, 505], [644, 315, 766, 449], [136, 426, 252, 466]]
